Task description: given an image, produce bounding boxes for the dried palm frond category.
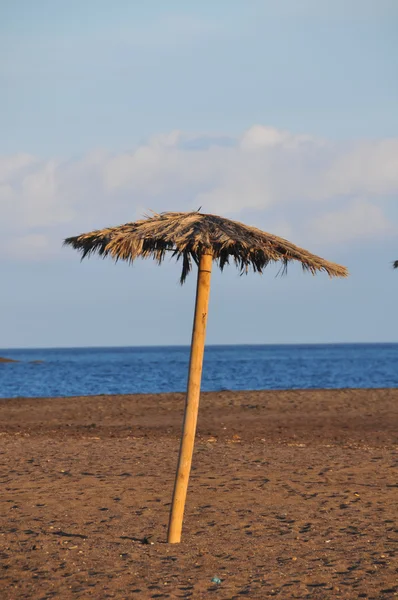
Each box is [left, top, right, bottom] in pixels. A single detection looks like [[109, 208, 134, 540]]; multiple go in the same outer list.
[[64, 211, 348, 283]]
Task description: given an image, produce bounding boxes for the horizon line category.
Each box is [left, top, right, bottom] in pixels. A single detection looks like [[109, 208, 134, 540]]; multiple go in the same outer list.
[[1, 341, 398, 352]]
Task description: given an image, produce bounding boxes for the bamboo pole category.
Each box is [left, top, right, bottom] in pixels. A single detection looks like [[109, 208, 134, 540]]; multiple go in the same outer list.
[[167, 252, 213, 543]]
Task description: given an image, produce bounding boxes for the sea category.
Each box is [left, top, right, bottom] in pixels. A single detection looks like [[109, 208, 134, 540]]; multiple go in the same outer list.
[[0, 343, 397, 399]]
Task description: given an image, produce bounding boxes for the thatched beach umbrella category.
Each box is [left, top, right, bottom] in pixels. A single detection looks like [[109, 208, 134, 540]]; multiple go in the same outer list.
[[64, 211, 348, 543]]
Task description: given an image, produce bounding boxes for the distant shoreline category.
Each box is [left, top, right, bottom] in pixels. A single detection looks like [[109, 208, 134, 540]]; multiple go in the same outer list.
[[1, 341, 398, 352]]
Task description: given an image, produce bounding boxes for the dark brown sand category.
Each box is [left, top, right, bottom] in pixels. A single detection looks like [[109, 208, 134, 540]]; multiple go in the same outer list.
[[1, 389, 397, 599]]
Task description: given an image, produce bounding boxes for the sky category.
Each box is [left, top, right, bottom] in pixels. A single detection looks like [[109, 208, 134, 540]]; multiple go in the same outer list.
[[1, 0, 397, 348]]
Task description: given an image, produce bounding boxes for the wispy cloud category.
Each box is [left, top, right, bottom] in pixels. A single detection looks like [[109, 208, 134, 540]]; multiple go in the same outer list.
[[306, 199, 393, 244], [1, 125, 397, 260]]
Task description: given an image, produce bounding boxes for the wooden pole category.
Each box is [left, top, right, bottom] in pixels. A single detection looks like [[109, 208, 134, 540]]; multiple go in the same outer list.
[[167, 252, 213, 543]]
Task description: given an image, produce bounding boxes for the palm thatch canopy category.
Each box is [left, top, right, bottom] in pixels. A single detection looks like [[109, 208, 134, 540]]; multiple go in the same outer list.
[[394, 260, 398, 269], [64, 211, 348, 283]]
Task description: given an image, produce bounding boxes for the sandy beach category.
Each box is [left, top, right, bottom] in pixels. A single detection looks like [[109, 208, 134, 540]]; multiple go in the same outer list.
[[1, 388, 397, 599]]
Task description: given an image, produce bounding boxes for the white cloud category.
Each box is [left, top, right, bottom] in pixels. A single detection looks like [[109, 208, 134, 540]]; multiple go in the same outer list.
[[306, 199, 394, 244], [322, 140, 398, 197], [0, 153, 37, 183], [0, 125, 397, 260], [240, 125, 317, 150]]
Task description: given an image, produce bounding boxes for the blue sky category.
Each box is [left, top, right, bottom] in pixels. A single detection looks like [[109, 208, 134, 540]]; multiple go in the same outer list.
[[1, 0, 397, 348]]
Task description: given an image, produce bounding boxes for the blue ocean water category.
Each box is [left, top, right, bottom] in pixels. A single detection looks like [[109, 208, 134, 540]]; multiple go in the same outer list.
[[0, 344, 397, 399]]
